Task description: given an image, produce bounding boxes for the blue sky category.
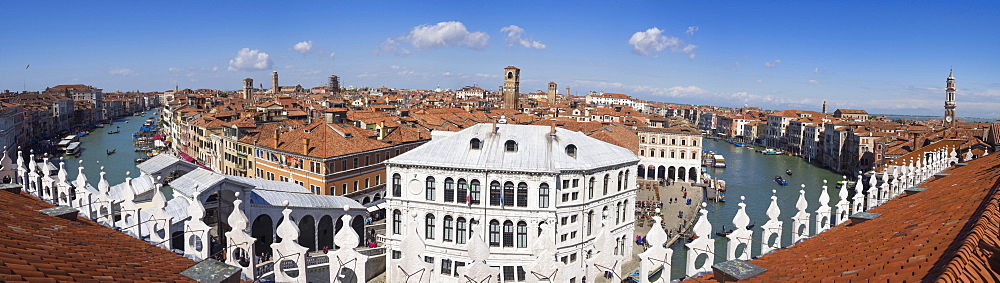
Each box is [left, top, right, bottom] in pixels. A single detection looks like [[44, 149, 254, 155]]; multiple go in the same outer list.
[[2, 1, 999, 118]]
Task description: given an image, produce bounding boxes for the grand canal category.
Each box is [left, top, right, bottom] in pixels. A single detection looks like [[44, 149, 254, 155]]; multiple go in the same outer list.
[[668, 138, 843, 280], [64, 109, 159, 186]]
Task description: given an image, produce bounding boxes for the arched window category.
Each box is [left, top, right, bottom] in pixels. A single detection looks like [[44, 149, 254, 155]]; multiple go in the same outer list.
[[470, 180, 481, 204], [660, 150, 665, 158], [503, 220, 514, 247], [392, 210, 402, 234], [616, 202, 621, 224], [470, 138, 482, 149], [639, 149, 645, 156], [621, 201, 628, 223], [505, 140, 517, 152], [538, 183, 550, 208], [566, 144, 577, 158], [443, 216, 454, 242], [693, 139, 698, 146], [671, 138, 676, 145], [425, 176, 436, 201], [456, 217, 467, 244], [661, 138, 666, 144], [587, 211, 594, 236], [603, 174, 610, 195], [516, 182, 528, 207], [516, 221, 527, 248], [489, 181, 502, 206], [680, 151, 686, 159], [640, 136, 646, 143], [503, 182, 515, 206], [682, 139, 687, 146], [444, 178, 455, 202], [617, 171, 623, 191], [489, 220, 500, 247], [588, 177, 595, 199], [425, 214, 436, 239], [670, 151, 676, 158], [392, 173, 401, 197], [624, 170, 629, 191], [457, 178, 468, 204]]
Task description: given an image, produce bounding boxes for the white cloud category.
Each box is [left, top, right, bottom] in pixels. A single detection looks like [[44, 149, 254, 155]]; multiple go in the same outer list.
[[228, 48, 272, 71], [812, 67, 821, 73], [500, 25, 546, 49], [808, 80, 820, 84], [764, 59, 780, 68], [109, 67, 138, 76], [211, 66, 219, 72], [442, 72, 452, 76], [292, 40, 314, 54], [329, 52, 336, 58], [686, 26, 699, 36], [398, 70, 415, 76], [390, 65, 402, 70], [167, 67, 183, 73], [627, 27, 696, 59], [373, 38, 411, 56], [407, 21, 489, 50], [374, 21, 489, 55], [475, 73, 499, 78], [284, 65, 295, 69]]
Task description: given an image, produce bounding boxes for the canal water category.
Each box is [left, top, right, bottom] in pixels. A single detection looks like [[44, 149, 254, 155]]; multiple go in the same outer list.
[[667, 139, 843, 280], [63, 109, 160, 187]]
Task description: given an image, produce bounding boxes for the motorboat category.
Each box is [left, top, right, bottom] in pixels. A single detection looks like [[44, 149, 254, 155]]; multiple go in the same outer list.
[[107, 149, 116, 155], [774, 176, 788, 186], [786, 169, 793, 175]]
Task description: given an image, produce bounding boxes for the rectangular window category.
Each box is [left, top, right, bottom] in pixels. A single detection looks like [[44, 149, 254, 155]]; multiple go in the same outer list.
[[391, 250, 401, 259], [572, 192, 579, 200], [503, 266, 515, 282], [539, 184, 549, 208], [572, 179, 579, 187], [426, 178, 436, 201], [517, 266, 526, 281], [454, 262, 465, 277], [352, 158, 358, 168], [424, 256, 434, 265], [441, 259, 452, 275], [341, 184, 347, 195]]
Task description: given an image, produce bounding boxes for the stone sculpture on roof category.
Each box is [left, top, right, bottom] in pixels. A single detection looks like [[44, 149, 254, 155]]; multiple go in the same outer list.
[[185, 189, 212, 261], [458, 221, 496, 283], [728, 196, 753, 261], [835, 177, 851, 225], [394, 211, 432, 283], [524, 222, 565, 283], [329, 205, 367, 283], [685, 202, 714, 276], [223, 192, 255, 279], [815, 181, 832, 234], [588, 210, 626, 281], [791, 186, 810, 243], [270, 200, 309, 283], [636, 209, 671, 283], [760, 189, 782, 255]]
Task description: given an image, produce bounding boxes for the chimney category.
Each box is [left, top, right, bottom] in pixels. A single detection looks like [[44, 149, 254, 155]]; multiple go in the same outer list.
[[273, 129, 280, 146], [302, 138, 310, 154], [324, 112, 334, 124], [549, 123, 556, 136], [492, 121, 498, 134]]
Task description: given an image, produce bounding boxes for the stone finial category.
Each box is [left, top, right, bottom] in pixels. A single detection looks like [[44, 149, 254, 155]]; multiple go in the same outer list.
[[57, 159, 68, 184], [791, 188, 810, 243], [98, 171, 110, 195], [816, 181, 833, 234], [395, 212, 430, 282], [765, 190, 780, 220], [75, 166, 89, 192]]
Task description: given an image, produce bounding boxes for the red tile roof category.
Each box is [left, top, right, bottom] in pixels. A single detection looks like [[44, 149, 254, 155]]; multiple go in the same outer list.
[[0, 190, 196, 282], [697, 153, 1000, 281]]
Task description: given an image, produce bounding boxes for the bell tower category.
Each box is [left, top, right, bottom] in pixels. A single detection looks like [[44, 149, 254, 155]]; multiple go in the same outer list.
[[547, 82, 557, 103], [944, 69, 956, 125], [502, 66, 520, 109]]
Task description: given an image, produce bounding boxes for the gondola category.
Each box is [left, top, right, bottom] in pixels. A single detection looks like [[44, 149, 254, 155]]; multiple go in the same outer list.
[[774, 176, 788, 186]]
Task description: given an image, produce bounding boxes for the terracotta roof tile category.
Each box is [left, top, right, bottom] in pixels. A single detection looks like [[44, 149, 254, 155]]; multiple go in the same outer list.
[[0, 190, 196, 282], [698, 153, 1000, 281]]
